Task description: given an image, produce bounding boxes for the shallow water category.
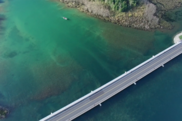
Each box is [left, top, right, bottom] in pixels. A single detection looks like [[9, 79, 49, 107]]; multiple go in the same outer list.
[[0, 0, 182, 121]]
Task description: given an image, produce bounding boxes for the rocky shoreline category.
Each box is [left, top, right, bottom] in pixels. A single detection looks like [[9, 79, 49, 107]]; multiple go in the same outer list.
[[55, 0, 182, 30], [150, 0, 182, 29], [58, 0, 159, 30], [0, 106, 9, 119]]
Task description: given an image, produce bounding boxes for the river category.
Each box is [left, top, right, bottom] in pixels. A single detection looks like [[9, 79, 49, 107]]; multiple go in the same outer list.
[[0, 0, 182, 121]]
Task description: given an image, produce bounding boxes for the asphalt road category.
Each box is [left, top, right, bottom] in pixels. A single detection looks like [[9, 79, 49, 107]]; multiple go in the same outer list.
[[40, 43, 182, 121]]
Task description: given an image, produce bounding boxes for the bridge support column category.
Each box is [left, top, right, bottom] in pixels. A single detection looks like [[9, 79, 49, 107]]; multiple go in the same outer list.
[[99, 103, 102, 106], [133, 82, 136, 85]]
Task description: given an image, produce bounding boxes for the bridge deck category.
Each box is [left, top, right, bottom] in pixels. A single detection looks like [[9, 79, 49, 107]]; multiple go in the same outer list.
[[40, 43, 182, 121]]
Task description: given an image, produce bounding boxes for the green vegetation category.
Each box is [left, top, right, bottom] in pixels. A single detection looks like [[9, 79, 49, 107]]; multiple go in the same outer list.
[[96, 0, 138, 12], [179, 35, 182, 40]]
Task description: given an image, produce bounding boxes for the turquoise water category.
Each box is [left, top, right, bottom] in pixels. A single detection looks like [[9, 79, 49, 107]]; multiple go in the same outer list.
[[0, 0, 182, 121]]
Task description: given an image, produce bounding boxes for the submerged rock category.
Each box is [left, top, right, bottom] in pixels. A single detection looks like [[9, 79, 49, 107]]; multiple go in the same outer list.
[[0, 106, 9, 119]]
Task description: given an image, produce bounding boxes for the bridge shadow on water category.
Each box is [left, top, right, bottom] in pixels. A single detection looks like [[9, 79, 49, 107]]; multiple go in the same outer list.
[[74, 54, 182, 121]]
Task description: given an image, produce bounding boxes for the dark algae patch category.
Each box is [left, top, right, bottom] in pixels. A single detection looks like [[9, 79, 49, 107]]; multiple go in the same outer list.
[[0, 1, 5, 34], [0, 106, 9, 119], [0, 0, 4, 3], [5, 51, 18, 58]]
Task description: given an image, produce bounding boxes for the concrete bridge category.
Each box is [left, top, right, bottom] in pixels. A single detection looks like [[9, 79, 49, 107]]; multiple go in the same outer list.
[[40, 42, 182, 121]]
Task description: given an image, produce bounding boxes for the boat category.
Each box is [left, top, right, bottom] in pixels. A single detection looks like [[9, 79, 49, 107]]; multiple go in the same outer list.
[[63, 17, 68, 20]]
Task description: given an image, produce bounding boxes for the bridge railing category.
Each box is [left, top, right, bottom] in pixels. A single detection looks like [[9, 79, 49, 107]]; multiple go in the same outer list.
[[40, 42, 181, 121]]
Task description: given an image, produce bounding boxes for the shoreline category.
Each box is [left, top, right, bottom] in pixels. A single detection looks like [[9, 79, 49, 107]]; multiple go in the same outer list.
[[54, 0, 160, 30], [174, 32, 182, 44], [55, 0, 182, 30]]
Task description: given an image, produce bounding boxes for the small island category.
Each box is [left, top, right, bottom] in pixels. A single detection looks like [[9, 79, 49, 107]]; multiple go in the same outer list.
[[0, 106, 9, 119]]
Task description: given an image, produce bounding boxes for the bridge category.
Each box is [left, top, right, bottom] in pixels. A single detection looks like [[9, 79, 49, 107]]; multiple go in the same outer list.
[[40, 42, 182, 121]]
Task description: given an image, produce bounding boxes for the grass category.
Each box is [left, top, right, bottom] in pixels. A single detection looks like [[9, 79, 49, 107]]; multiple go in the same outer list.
[[179, 35, 182, 40]]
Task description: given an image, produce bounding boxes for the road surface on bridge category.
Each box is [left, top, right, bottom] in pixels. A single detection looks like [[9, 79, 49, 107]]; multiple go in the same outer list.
[[40, 43, 182, 121]]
